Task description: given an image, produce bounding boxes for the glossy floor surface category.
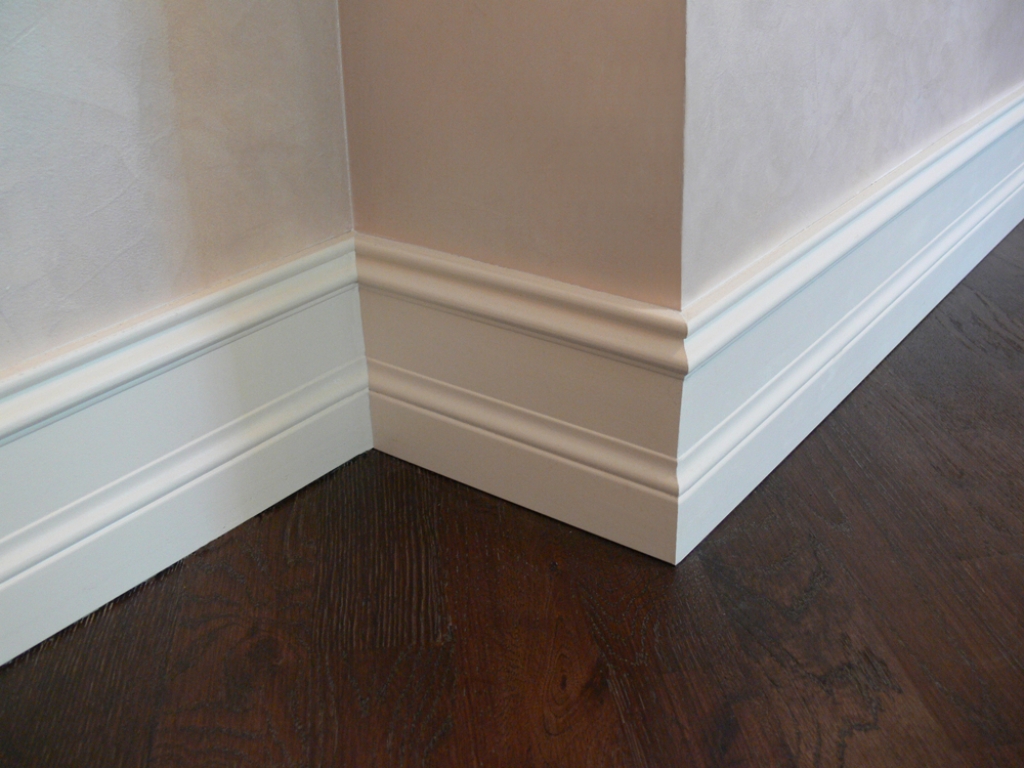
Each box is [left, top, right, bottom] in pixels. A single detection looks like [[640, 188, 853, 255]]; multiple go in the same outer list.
[[2, 221, 1024, 767]]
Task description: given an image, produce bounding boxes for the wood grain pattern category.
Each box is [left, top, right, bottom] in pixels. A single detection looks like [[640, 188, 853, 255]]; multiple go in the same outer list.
[[2, 219, 1024, 766]]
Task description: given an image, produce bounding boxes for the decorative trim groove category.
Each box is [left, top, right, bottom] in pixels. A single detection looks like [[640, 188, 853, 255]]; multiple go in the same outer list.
[[683, 85, 1024, 371], [357, 234, 688, 376], [0, 361, 366, 587], [680, 160, 1024, 497], [369, 389, 680, 563], [0, 236, 357, 446], [370, 360, 677, 498], [0, 239, 372, 665]]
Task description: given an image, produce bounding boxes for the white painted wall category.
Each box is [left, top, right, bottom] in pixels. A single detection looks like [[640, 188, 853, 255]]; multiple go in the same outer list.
[[682, 0, 1024, 306], [338, 0, 685, 309], [0, 0, 353, 373]]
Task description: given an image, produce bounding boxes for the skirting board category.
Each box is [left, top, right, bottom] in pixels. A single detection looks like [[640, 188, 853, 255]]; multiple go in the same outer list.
[[369, 360, 680, 560], [359, 84, 1024, 564], [674, 85, 1024, 561], [358, 235, 686, 562], [0, 238, 373, 665], [3, 93, 1023, 669]]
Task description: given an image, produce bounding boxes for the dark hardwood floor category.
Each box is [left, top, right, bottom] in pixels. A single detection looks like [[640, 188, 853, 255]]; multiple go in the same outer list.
[[2, 221, 1024, 767]]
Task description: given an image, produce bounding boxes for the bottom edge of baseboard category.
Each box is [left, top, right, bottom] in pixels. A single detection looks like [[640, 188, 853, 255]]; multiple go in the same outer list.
[[0, 389, 373, 667], [370, 391, 679, 563], [674, 171, 1024, 563]]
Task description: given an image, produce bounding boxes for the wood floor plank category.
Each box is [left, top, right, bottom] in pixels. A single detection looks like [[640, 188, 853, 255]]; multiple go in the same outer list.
[[146, 456, 458, 768], [772, 389, 1024, 752], [436, 474, 657, 767], [957, 554, 1024, 679], [696, 478, 964, 768], [0, 564, 184, 768], [435, 472, 795, 767]]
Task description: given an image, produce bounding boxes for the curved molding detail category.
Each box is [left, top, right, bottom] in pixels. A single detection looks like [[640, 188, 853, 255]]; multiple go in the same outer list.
[[0, 361, 367, 588], [683, 84, 1024, 373], [356, 234, 688, 377], [0, 237, 358, 446], [370, 360, 677, 498], [681, 160, 1024, 496]]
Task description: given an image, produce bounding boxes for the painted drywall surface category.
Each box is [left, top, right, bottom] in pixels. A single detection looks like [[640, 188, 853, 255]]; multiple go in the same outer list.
[[338, 0, 685, 309], [0, 0, 352, 373], [682, 0, 1024, 306]]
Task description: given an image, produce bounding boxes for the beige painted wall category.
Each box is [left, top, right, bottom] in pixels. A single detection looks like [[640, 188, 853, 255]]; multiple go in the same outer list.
[[682, 0, 1024, 306], [338, 0, 685, 309], [0, 0, 353, 373]]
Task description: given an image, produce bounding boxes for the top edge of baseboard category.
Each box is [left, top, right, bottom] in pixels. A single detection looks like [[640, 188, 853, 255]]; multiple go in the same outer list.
[[681, 83, 1024, 371], [0, 236, 357, 445], [356, 233, 688, 377]]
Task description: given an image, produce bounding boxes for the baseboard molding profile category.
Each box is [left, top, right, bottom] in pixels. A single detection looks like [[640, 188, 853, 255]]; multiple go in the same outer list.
[[4, 90, 1024, 669], [674, 86, 1024, 560], [369, 360, 680, 560], [358, 235, 687, 562], [356, 233, 688, 376], [0, 237, 373, 665], [359, 85, 1024, 564]]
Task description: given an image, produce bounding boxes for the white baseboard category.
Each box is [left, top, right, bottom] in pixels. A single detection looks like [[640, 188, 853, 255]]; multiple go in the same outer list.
[[369, 360, 679, 560], [358, 234, 686, 561], [4, 93, 1024, 667], [675, 85, 1024, 560], [358, 85, 1024, 564], [0, 238, 373, 665]]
